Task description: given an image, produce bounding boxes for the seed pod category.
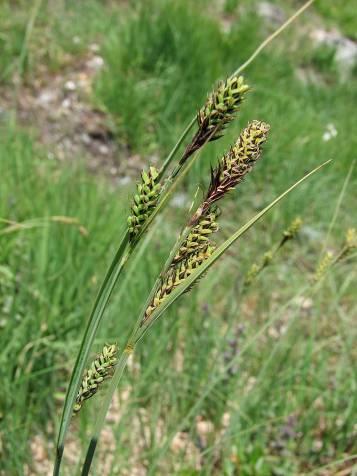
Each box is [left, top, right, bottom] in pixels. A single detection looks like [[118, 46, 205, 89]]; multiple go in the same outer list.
[[128, 166, 161, 240], [73, 343, 118, 414]]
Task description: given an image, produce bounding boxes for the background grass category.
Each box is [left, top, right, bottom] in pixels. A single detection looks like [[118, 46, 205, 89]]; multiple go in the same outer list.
[[0, 0, 356, 475]]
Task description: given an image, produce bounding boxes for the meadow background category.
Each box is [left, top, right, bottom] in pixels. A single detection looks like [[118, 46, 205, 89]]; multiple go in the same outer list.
[[0, 0, 356, 475]]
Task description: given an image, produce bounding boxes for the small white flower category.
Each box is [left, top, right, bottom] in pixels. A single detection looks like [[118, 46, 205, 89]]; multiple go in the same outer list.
[[322, 123, 338, 142]]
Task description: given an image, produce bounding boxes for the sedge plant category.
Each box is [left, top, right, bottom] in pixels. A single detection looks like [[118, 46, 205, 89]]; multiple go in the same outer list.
[[78, 122, 330, 473], [54, 1, 319, 474], [80, 153, 329, 475]]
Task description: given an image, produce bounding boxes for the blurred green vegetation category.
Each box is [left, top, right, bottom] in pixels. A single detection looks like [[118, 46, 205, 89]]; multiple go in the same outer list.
[[0, 0, 356, 474], [314, 0, 356, 39], [94, 0, 356, 222]]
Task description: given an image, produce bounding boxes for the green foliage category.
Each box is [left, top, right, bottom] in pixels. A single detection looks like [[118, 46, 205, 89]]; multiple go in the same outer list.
[[74, 343, 118, 413], [314, 0, 357, 40], [0, 123, 128, 471], [95, 0, 235, 151], [0, 0, 120, 83], [0, 122, 355, 476], [224, 0, 239, 15], [94, 0, 356, 226], [0, 0, 356, 474], [128, 166, 161, 239]]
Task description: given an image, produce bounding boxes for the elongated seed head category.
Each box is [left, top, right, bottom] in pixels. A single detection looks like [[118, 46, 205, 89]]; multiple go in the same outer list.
[[345, 228, 356, 250], [280, 217, 303, 246], [128, 166, 161, 240], [284, 217, 303, 240], [244, 250, 273, 287], [244, 263, 260, 287], [196, 120, 269, 219], [73, 343, 118, 414], [173, 210, 219, 264], [198, 75, 249, 140], [143, 245, 216, 325], [244, 217, 301, 287], [313, 251, 334, 282], [181, 76, 249, 164], [336, 227, 357, 262]]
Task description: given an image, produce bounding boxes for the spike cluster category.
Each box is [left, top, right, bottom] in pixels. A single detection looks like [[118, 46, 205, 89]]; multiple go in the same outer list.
[[345, 228, 357, 251], [192, 120, 270, 223], [313, 228, 356, 283], [172, 210, 219, 264], [142, 247, 215, 325], [244, 263, 260, 287], [334, 227, 357, 262], [128, 167, 161, 240], [198, 76, 249, 141], [313, 251, 334, 283], [244, 251, 273, 287], [281, 217, 303, 245], [181, 76, 249, 164], [141, 213, 219, 326], [73, 344, 118, 414], [244, 217, 302, 287]]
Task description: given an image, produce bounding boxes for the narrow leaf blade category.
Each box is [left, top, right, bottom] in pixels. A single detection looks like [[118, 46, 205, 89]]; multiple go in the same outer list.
[[137, 160, 331, 339]]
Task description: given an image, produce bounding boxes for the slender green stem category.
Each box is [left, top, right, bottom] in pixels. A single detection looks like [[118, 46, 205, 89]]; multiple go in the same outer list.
[[55, 126, 206, 475], [80, 347, 132, 476], [79, 215, 191, 475], [135, 160, 331, 342], [80, 161, 330, 475], [57, 3, 315, 472], [55, 133, 207, 475], [80, 277, 161, 475], [54, 232, 130, 476], [155, 0, 315, 183], [321, 160, 355, 257], [231, 0, 315, 77], [114, 219, 162, 304], [158, 116, 196, 181]]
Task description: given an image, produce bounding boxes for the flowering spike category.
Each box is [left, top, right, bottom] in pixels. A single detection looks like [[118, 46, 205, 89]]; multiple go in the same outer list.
[[198, 76, 249, 139], [128, 166, 161, 240], [313, 252, 334, 283], [280, 217, 303, 247], [244, 216, 302, 287], [192, 120, 270, 223], [345, 228, 357, 250], [244, 263, 260, 287], [142, 246, 216, 325], [141, 212, 220, 327], [73, 344, 118, 414], [173, 210, 219, 264], [284, 217, 303, 240], [181, 76, 250, 163]]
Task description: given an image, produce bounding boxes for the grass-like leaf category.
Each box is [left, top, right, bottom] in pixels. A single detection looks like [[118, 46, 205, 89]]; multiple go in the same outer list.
[[53, 232, 129, 475], [55, 3, 315, 472], [136, 160, 331, 341], [158, 0, 315, 179], [80, 160, 330, 475]]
